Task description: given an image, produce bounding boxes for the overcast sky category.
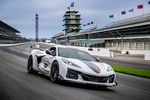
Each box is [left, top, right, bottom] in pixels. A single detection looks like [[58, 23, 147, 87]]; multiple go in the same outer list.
[[0, 0, 150, 38]]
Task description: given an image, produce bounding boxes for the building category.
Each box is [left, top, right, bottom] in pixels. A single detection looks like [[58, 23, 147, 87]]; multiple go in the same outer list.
[[52, 13, 150, 50], [51, 32, 64, 43], [63, 3, 82, 34]]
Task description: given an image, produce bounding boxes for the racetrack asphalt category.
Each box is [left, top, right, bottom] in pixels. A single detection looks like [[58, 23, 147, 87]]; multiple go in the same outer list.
[[0, 43, 150, 100]]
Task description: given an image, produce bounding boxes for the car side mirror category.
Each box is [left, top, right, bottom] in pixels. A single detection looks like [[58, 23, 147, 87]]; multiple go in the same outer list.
[[95, 58, 100, 62], [46, 50, 51, 55], [88, 47, 93, 51]]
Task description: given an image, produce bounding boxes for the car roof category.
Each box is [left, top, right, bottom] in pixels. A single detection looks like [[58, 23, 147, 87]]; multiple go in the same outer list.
[[49, 44, 81, 51], [47, 43, 86, 52]]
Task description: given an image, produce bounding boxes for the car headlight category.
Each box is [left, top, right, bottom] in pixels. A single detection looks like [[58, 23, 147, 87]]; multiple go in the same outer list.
[[107, 66, 113, 72], [61, 58, 81, 68]]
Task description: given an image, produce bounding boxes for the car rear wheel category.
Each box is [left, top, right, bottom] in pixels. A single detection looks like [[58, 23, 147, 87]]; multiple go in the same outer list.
[[50, 62, 59, 82], [27, 56, 34, 73]]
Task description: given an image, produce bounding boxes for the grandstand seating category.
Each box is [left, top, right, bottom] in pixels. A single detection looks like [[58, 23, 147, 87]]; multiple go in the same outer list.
[[0, 20, 29, 43], [106, 13, 150, 28]]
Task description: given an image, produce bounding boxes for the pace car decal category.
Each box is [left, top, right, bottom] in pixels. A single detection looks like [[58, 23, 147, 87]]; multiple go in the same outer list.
[[81, 60, 100, 74]]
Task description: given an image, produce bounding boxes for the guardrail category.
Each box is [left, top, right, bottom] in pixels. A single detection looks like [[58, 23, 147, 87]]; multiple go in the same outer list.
[[0, 42, 29, 47]]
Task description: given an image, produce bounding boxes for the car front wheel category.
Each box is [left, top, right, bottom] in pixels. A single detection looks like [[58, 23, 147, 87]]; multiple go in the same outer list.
[[50, 62, 59, 82]]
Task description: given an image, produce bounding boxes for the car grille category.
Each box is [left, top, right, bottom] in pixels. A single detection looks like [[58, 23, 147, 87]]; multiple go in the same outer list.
[[66, 68, 115, 83], [81, 74, 108, 83]]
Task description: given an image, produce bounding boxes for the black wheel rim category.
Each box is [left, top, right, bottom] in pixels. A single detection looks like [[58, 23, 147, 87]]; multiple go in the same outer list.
[[51, 66, 58, 81], [27, 58, 32, 72], [28, 63, 31, 72]]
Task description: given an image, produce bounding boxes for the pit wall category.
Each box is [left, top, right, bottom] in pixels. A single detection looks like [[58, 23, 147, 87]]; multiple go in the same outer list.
[[0, 42, 29, 47], [44, 43, 150, 60], [67, 46, 113, 58], [121, 50, 150, 60]]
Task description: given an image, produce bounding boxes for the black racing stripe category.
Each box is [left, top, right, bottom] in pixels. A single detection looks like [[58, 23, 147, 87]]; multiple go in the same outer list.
[[81, 60, 100, 74]]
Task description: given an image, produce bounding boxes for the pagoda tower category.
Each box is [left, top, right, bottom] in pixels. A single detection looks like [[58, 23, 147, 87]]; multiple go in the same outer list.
[[63, 2, 82, 35]]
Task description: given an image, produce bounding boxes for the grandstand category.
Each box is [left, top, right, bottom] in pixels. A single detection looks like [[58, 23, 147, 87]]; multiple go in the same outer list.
[[51, 32, 64, 43], [107, 13, 150, 28], [0, 20, 28, 43], [52, 13, 150, 50]]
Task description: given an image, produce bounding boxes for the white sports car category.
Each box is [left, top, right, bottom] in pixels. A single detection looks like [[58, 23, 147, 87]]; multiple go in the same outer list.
[[27, 45, 117, 87]]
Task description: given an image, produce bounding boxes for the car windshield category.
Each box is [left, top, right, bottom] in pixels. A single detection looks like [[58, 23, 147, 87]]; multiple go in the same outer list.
[[58, 47, 96, 61]]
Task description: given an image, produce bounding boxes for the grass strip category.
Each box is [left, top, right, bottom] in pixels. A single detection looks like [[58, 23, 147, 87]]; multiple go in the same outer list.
[[112, 65, 150, 79]]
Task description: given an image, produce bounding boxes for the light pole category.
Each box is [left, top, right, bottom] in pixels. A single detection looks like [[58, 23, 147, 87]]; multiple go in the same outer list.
[[35, 13, 38, 42]]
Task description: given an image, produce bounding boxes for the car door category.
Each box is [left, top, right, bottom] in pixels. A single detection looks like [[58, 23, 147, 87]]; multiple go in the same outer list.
[[39, 47, 56, 75]]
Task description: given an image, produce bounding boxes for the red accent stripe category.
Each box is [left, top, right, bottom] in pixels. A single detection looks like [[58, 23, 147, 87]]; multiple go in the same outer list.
[[137, 4, 143, 9]]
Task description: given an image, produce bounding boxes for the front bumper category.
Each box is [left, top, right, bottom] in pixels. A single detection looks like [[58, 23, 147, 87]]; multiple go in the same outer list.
[[63, 68, 117, 87]]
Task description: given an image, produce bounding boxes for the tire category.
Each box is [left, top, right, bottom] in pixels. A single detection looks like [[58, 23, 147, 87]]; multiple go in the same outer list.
[[98, 86, 107, 89], [27, 56, 34, 73], [50, 62, 59, 82]]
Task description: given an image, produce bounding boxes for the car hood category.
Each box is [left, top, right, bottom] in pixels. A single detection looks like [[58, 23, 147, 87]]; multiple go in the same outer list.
[[63, 57, 112, 76]]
